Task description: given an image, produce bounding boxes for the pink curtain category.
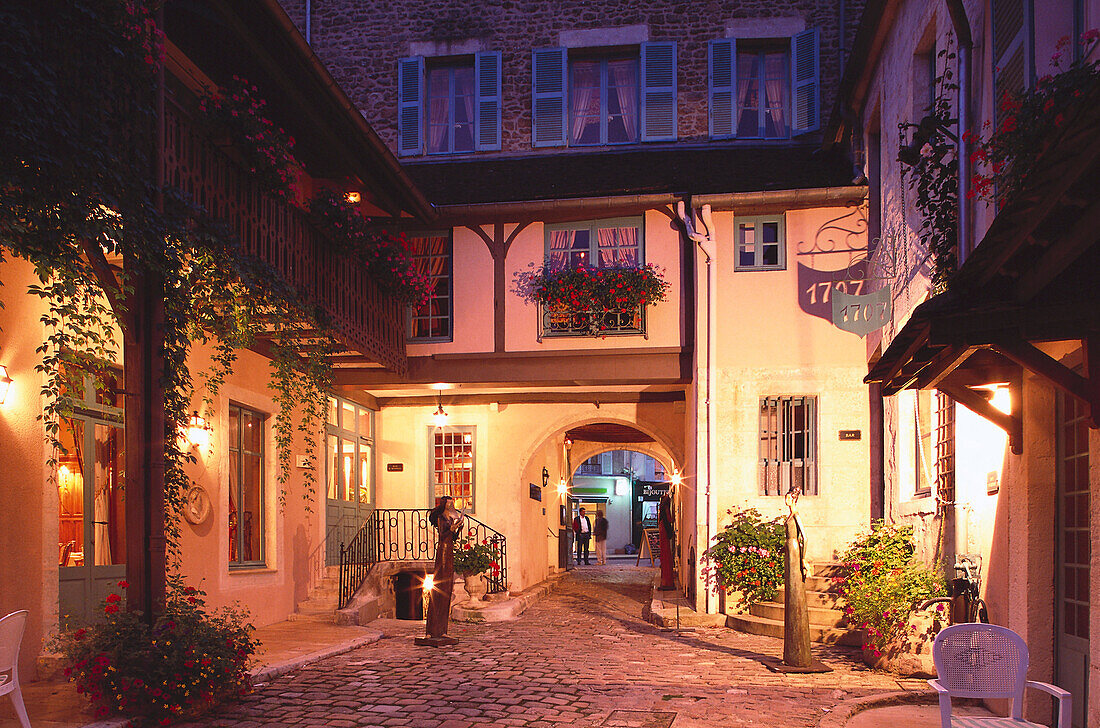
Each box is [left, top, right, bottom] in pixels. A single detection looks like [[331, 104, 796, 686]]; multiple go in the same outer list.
[[597, 226, 638, 267], [548, 229, 575, 269], [571, 62, 599, 143], [609, 60, 637, 140], [763, 53, 786, 135], [428, 69, 449, 152]]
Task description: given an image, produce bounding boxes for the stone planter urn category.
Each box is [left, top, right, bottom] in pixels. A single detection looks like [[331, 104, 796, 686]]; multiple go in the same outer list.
[[462, 573, 487, 603]]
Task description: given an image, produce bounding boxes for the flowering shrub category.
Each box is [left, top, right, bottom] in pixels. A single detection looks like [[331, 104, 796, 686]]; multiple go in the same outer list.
[[308, 189, 431, 307], [969, 31, 1099, 206], [453, 532, 500, 576], [54, 580, 257, 726], [835, 523, 945, 654], [701, 507, 784, 608], [199, 76, 299, 200], [513, 263, 669, 313]]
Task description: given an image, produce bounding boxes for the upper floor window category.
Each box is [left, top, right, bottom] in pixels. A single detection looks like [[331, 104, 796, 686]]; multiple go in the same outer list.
[[407, 232, 453, 341], [545, 217, 642, 270], [533, 43, 676, 147], [398, 52, 501, 156], [735, 215, 786, 270], [427, 64, 475, 154], [709, 29, 820, 139], [229, 404, 266, 567], [571, 56, 638, 145]]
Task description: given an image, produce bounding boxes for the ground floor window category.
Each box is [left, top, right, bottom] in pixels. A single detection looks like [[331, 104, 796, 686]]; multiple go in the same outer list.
[[758, 396, 817, 495], [915, 390, 955, 499], [229, 404, 265, 567], [431, 426, 474, 511]]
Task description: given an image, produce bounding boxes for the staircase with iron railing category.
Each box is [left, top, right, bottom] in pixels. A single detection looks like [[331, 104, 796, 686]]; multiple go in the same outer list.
[[338, 508, 508, 609]]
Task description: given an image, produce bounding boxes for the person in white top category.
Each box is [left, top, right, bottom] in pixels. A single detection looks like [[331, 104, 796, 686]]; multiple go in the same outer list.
[[572, 507, 592, 565]]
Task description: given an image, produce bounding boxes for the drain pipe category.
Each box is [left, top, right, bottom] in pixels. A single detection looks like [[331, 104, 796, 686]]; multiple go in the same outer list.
[[305, 0, 312, 43], [677, 201, 717, 613], [946, 0, 973, 264]]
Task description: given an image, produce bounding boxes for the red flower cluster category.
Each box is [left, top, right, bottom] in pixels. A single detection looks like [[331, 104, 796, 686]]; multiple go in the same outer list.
[[308, 190, 432, 307], [968, 31, 1099, 205], [199, 76, 300, 202], [513, 263, 670, 334]]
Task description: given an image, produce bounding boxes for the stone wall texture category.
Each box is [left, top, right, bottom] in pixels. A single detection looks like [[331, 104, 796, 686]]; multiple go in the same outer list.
[[278, 0, 865, 157]]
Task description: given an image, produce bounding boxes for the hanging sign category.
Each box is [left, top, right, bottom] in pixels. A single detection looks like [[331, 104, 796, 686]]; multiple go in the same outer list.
[[832, 287, 892, 336]]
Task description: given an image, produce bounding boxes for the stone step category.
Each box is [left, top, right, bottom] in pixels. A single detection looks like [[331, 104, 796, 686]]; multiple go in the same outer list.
[[287, 610, 336, 624], [809, 562, 847, 578], [775, 589, 846, 609], [804, 575, 842, 593], [725, 612, 864, 646], [748, 601, 848, 627], [309, 586, 339, 600]]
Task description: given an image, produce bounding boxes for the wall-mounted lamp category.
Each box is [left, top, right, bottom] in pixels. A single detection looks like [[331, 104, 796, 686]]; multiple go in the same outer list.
[[564, 436, 573, 450], [0, 365, 12, 404], [186, 411, 211, 448], [432, 390, 449, 429], [541, 466, 549, 488], [557, 478, 568, 496], [344, 190, 361, 204], [670, 470, 683, 487]]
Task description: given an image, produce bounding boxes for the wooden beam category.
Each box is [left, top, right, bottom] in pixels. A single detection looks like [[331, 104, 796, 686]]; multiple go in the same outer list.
[[913, 346, 980, 390], [1086, 332, 1100, 428], [1014, 194, 1100, 301], [373, 390, 686, 407], [991, 340, 1091, 404], [333, 349, 689, 388], [939, 383, 1022, 452], [928, 302, 1100, 347]]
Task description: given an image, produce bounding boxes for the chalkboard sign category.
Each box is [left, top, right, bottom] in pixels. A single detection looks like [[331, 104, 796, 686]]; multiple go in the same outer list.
[[636, 527, 661, 565]]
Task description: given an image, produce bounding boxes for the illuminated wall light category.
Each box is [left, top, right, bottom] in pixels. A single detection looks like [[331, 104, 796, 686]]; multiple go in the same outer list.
[[186, 411, 211, 448], [0, 365, 12, 404], [345, 191, 361, 204], [422, 574, 435, 591], [557, 479, 568, 495], [670, 470, 683, 487]]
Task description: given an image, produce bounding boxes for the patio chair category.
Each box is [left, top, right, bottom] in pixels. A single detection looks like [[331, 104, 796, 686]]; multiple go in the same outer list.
[[0, 610, 31, 728], [930, 623, 1072, 727]]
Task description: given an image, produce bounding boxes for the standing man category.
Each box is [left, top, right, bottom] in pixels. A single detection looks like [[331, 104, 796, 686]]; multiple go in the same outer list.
[[572, 507, 592, 565], [594, 510, 609, 565]]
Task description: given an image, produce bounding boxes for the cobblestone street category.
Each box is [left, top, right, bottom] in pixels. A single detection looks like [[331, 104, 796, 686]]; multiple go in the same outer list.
[[182, 567, 912, 728]]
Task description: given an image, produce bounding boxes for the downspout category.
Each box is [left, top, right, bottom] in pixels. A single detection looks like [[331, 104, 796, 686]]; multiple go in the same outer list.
[[946, 0, 973, 264], [305, 0, 311, 44], [677, 201, 717, 613]]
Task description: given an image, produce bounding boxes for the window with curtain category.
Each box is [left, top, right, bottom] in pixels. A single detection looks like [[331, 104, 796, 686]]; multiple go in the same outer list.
[[407, 232, 453, 340], [737, 46, 790, 139], [325, 397, 374, 505], [570, 56, 639, 145], [229, 404, 265, 567], [545, 217, 642, 271], [431, 426, 475, 512], [427, 64, 475, 154]]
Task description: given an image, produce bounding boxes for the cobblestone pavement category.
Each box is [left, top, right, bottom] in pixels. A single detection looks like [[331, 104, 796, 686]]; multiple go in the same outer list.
[[182, 567, 912, 728]]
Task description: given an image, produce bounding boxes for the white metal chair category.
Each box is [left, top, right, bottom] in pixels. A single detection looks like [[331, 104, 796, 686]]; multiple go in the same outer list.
[[0, 610, 31, 728], [930, 623, 1071, 728]]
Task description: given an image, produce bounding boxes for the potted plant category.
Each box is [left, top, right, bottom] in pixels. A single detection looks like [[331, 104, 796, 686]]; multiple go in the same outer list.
[[452, 533, 496, 603]]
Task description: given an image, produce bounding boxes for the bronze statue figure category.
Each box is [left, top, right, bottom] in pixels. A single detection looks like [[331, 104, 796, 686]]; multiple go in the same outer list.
[[775, 484, 829, 672], [415, 496, 465, 647]]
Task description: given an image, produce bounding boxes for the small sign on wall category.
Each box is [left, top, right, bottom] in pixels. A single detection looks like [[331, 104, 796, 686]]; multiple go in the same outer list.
[[529, 482, 542, 501], [386, 463, 404, 472], [838, 430, 862, 441]]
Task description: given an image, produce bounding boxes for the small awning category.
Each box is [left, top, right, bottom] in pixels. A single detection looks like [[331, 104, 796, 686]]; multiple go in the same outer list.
[[865, 84, 1100, 446]]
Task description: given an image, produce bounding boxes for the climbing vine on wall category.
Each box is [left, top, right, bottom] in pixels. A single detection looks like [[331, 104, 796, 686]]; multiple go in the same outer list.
[[0, 2, 337, 568]]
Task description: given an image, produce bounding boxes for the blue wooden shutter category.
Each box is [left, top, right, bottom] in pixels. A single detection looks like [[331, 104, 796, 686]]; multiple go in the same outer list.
[[398, 56, 424, 155], [791, 28, 820, 135], [532, 47, 567, 147], [476, 51, 502, 151], [641, 41, 677, 141], [709, 39, 736, 138]]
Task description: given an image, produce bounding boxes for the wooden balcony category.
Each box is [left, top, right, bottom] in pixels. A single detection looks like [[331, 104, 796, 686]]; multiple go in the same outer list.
[[162, 101, 408, 375]]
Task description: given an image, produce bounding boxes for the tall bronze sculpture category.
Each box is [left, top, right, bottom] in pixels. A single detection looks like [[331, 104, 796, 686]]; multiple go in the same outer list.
[[777, 484, 830, 672], [415, 496, 464, 647]]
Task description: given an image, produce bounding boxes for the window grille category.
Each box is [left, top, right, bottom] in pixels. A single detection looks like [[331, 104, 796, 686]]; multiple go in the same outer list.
[[759, 396, 817, 495]]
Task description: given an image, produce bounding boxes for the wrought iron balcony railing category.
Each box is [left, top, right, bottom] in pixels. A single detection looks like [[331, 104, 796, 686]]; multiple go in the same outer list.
[[537, 302, 647, 340]]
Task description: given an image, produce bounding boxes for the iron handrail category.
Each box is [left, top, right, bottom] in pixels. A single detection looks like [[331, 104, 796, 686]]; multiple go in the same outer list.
[[338, 508, 509, 609]]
